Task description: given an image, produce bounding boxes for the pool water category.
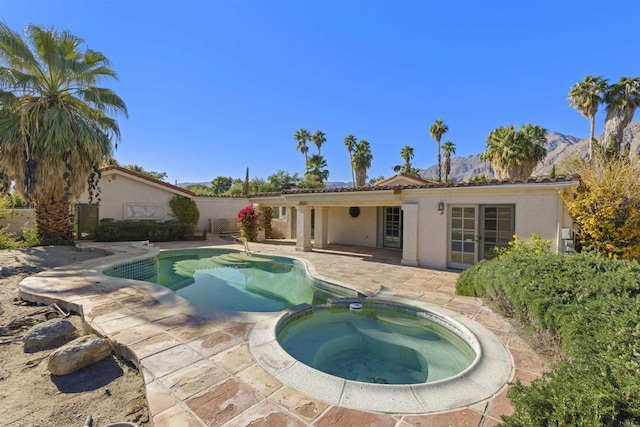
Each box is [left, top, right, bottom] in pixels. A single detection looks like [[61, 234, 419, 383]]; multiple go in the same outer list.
[[277, 306, 476, 384], [118, 249, 350, 312]]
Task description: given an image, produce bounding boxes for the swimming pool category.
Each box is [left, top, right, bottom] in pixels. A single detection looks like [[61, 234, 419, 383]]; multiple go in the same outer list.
[[103, 248, 357, 312], [277, 304, 476, 384]]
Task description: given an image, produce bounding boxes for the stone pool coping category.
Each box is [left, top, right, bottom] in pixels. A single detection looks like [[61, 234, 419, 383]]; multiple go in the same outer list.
[[250, 297, 512, 414], [16, 239, 545, 426]]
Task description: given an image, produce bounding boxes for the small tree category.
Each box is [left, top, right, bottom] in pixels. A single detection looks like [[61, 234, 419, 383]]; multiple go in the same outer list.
[[169, 196, 199, 225], [237, 206, 260, 242], [562, 158, 640, 260], [259, 206, 274, 238]]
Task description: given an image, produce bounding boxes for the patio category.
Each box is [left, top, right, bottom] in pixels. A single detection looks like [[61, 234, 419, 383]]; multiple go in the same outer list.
[[18, 236, 552, 426]]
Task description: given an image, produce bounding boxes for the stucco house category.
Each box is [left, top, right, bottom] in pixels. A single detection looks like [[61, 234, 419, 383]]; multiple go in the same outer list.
[[249, 174, 579, 270], [75, 166, 250, 238]]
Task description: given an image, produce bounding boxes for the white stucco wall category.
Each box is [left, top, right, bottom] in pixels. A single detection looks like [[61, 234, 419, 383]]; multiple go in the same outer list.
[[403, 184, 573, 270], [77, 173, 180, 222], [0, 209, 36, 235], [327, 206, 378, 247], [193, 197, 251, 232]]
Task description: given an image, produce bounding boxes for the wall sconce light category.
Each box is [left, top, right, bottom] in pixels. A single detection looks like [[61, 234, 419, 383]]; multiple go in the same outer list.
[[437, 202, 445, 215]]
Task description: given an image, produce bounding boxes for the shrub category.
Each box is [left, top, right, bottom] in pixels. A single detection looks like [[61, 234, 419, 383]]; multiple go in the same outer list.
[[95, 219, 193, 242], [237, 206, 259, 242], [561, 158, 640, 260], [259, 206, 273, 239], [0, 222, 40, 249], [457, 250, 640, 425], [169, 196, 200, 226]]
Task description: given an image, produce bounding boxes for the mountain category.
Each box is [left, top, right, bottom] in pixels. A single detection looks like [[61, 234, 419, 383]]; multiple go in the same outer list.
[[421, 121, 640, 182]]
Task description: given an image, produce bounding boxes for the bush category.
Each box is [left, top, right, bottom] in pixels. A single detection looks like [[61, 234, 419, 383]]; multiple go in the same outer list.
[[237, 206, 259, 242], [0, 223, 40, 249], [457, 250, 640, 425], [95, 219, 194, 242], [259, 206, 273, 239], [169, 196, 200, 226]]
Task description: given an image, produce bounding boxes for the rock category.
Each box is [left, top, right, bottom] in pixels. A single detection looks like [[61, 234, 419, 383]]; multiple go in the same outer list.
[[23, 318, 77, 351], [48, 335, 113, 376]]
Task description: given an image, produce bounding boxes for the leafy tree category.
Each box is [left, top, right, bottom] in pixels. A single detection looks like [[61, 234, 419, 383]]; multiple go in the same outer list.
[[442, 140, 456, 182], [211, 176, 233, 195], [294, 128, 311, 168], [266, 170, 299, 191], [123, 164, 167, 181], [481, 124, 547, 180], [184, 184, 213, 195], [169, 195, 199, 226], [561, 157, 640, 260], [311, 130, 326, 154], [344, 134, 357, 186], [429, 119, 448, 181], [352, 139, 373, 187], [603, 76, 640, 158], [305, 154, 329, 186], [400, 145, 414, 173], [568, 75, 608, 160], [0, 23, 127, 244], [368, 175, 385, 185]]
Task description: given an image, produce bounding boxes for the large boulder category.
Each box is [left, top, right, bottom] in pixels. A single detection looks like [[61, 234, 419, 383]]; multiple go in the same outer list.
[[48, 335, 113, 376], [23, 318, 77, 351]]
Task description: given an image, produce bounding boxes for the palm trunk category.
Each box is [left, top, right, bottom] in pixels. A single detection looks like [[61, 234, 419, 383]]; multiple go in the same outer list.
[[355, 168, 367, 187], [350, 154, 356, 187], [36, 194, 74, 245], [437, 148, 442, 181], [603, 107, 636, 158], [589, 117, 596, 161]]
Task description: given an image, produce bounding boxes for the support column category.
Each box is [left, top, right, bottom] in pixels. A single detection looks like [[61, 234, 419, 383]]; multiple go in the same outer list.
[[313, 207, 329, 249], [401, 204, 419, 266], [295, 205, 312, 252]]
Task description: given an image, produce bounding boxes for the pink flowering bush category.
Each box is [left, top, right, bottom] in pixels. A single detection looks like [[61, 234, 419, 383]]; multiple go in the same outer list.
[[237, 206, 260, 242]]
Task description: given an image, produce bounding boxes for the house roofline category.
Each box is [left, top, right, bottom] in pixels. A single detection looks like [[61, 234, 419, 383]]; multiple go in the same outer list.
[[100, 166, 197, 197]]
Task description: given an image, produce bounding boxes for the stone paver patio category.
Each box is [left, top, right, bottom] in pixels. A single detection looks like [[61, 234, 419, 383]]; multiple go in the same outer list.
[[18, 237, 552, 426]]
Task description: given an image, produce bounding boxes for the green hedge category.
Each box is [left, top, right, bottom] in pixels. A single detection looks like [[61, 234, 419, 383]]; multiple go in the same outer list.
[[457, 251, 640, 426], [95, 219, 195, 242]]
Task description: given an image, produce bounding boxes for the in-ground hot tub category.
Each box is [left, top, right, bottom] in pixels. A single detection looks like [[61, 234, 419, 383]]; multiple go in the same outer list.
[[250, 298, 513, 413]]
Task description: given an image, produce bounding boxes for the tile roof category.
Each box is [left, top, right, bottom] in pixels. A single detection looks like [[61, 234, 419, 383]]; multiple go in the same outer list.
[[247, 174, 580, 198], [100, 166, 197, 197]]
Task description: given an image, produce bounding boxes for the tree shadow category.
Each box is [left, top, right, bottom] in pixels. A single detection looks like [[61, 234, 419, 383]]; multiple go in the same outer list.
[[50, 355, 123, 393]]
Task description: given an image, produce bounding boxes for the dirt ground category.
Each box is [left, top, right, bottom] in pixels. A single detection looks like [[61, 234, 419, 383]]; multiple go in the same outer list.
[[0, 246, 149, 427]]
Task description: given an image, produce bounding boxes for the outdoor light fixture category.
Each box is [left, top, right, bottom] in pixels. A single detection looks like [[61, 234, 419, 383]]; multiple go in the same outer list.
[[437, 202, 445, 214]]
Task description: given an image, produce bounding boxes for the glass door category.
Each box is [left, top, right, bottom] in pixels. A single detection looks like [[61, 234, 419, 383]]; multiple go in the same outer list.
[[449, 206, 477, 268], [480, 205, 515, 260], [383, 207, 402, 248]]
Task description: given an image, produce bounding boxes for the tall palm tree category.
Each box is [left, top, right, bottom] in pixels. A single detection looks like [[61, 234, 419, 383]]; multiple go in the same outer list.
[[429, 119, 448, 181], [305, 154, 329, 187], [400, 145, 414, 173], [481, 124, 547, 180], [603, 76, 640, 158], [311, 130, 326, 154], [352, 139, 373, 187], [344, 134, 357, 186], [568, 75, 608, 160], [294, 128, 311, 168], [442, 140, 456, 182], [0, 23, 127, 244]]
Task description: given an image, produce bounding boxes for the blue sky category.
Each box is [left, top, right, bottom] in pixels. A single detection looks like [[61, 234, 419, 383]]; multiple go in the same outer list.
[[3, 1, 640, 184]]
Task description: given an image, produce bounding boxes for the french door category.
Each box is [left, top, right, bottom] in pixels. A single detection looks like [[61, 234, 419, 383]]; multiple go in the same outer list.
[[383, 207, 402, 248], [448, 205, 515, 269]]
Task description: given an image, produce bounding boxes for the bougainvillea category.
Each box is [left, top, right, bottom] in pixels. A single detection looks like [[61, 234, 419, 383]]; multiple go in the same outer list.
[[237, 205, 260, 242]]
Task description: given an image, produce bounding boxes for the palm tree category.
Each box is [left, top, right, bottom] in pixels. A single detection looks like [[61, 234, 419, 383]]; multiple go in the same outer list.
[[344, 134, 357, 186], [305, 154, 329, 187], [400, 145, 414, 173], [568, 75, 608, 160], [352, 139, 373, 187], [0, 23, 127, 244], [294, 128, 311, 167], [442, 141, 456, 182], [311, 130, 326, 154], [429, 119, 448, 181], [481, 124, 547, 180], [602, 76, 640, 158]]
